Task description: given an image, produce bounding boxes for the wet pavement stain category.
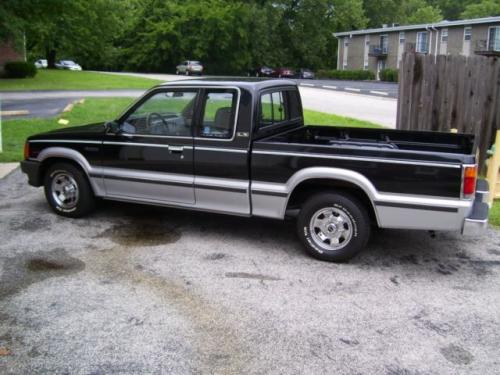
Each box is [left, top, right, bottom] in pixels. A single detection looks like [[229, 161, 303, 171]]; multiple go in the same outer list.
[[0, 248, 85, 300], [488, 249, 500, 256], [225, 272, 281, 281], [204, 252, 227, 261], [9, 217, 51, 232], [95, 220, 181, 247], [440, 344, 474, 365]]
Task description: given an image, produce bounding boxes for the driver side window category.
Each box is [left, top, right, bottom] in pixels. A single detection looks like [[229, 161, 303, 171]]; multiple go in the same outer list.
[[121, 90, 198, 137]]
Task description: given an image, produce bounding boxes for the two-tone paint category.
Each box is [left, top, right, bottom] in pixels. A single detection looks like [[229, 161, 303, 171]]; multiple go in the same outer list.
[[21, 79, 486, 234]]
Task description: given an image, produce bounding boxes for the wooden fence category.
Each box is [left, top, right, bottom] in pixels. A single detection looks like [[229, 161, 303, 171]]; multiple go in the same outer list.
[[396, 52, 500, 167]]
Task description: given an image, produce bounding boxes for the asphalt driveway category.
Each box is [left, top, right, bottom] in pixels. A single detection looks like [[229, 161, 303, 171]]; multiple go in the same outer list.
[[1, 168, 499, 374]]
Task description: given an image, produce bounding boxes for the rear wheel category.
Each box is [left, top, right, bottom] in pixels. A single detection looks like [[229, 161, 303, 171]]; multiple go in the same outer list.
[[44, 162, 95, 218], [297, 192, 370, 262]]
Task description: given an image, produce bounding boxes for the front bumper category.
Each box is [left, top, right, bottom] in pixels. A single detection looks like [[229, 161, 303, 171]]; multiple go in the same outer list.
[[20, 159, 43, 187], [462, 179, 490, 235]]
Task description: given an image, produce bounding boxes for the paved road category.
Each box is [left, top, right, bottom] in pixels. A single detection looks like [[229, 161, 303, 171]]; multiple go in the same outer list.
[[0, 98, 73, 119], [1, 168, 499, 373], [0, 86, 397, 128], [296, 79, 398, 98]]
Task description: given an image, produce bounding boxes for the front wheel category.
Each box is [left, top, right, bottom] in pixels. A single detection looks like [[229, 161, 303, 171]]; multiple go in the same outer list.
[[44, 162, 96, 218], [297, 192, 370, 262]]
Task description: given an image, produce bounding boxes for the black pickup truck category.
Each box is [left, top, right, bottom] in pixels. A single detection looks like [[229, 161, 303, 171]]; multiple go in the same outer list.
[[20, 79, 489, 261]]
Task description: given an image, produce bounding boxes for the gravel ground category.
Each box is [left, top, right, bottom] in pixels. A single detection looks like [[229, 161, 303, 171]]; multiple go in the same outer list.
[[1, 168, 500, 374]]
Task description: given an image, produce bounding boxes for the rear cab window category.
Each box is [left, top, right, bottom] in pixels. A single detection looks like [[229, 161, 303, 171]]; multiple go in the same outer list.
[[255, 87, 303, 139]]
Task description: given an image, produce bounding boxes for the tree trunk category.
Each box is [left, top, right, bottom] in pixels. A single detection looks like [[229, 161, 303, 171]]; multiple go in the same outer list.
[[46, 48, 57, 69]]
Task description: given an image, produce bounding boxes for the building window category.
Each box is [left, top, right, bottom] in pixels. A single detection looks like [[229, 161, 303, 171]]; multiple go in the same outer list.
[[464, 27, 472, 41], [441, 29, 448, 43], [399, 32, 405, 44], [489, 26, 500, 51], [364, 63, 369, 70], [416, 31, 429, 53], [380, 35, 388, 53], [344, 37, 349, 47]]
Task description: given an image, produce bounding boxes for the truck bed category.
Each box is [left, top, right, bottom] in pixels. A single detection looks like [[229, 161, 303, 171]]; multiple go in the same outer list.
[[260, 126, 475, 158]]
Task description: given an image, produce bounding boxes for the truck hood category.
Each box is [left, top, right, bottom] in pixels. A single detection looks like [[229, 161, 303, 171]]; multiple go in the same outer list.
[[28, 122, 107, 140]]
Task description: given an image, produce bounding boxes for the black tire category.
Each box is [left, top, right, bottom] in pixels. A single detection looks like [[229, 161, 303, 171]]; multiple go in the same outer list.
[[43, 162, 96, 218], [296, 192, 370, 262]]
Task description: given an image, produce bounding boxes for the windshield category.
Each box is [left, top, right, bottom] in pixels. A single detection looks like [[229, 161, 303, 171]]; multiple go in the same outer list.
[[189, 61, 201, 65], [62, 60, 76, 65]]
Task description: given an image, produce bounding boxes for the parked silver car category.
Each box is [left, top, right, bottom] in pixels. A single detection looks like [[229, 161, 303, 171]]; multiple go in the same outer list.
[[176, 60, 203, 75], [55, 60, 82, 71]]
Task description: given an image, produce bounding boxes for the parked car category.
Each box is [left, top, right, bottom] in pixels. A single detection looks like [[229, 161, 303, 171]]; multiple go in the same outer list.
[[297, 68, 315, 79], [55, 60, 82, 71], [34, 59, 48, 69], [248, 66, 275, 77], [20, 79, 489, 262], [176, 60, 203, 75], [273, 67, 295, 78]]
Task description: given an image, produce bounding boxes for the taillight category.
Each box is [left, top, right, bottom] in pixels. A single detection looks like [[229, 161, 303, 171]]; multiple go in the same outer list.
[[463, 165, 477, 198], [24, 142, 30, 160]]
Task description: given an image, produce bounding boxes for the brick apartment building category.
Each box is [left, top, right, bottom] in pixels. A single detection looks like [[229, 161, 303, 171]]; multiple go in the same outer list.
[[0, 39, 24, 71], [333, 16, 500, 79]]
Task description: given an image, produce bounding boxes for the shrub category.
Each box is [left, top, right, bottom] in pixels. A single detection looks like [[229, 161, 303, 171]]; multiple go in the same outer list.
[[379, 68, 399, 82], [316, 69, 375, 81], [4, 61, 37, 78]]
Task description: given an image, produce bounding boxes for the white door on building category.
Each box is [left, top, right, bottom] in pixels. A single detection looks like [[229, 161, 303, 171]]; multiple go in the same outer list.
[[440, 28, 448, 55], [376, 60, 386, 80], [462, 27, 472, 56]]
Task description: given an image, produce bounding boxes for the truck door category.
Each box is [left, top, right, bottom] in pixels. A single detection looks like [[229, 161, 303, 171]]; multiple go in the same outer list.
[[193, 87, 251, 215], [101, 88, 198, 204]]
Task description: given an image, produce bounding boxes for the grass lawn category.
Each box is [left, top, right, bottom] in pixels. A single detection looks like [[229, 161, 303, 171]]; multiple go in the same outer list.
[[0, 70, 163, 91], [489, 201, 500, 227], [304, 109, 381, 128], [0, 98, 133, 162]]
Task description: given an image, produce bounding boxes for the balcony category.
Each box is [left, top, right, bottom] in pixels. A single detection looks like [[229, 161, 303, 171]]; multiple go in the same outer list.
[[474, 40, 500, 56], [369, 45, 388, 58]]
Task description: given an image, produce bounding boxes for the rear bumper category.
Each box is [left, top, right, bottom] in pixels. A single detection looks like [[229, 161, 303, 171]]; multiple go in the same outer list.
[[462, 179, 490, 235], [20, 159, 43, 187]]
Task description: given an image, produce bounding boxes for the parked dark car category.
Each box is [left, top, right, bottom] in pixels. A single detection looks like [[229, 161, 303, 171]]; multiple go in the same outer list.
[[20, 79, 489, 262], [248, 66, 275, 77], [297, 68, 315, 79], [273, 67, 295, 78]]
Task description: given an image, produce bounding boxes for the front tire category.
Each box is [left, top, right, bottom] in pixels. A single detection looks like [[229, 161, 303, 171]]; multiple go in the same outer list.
[[297, 192, 370, 262], [44, 162, 96, 218]]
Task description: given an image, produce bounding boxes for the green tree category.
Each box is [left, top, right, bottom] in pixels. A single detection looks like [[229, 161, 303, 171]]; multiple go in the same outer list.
[[461, 0, 500, 18], [399, 0, 443, 24], [363, 0, 401, 28]]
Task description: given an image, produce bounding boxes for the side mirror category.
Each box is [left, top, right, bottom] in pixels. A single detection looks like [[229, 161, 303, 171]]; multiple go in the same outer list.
[[105, 121, 121, 134]]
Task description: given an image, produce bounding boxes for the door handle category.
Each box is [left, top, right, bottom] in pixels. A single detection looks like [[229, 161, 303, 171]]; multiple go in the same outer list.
[[169, 145, 184, 153]]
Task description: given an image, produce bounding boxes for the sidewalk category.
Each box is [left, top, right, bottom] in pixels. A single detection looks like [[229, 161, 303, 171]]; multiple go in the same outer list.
[[0, 163, 19, 179]]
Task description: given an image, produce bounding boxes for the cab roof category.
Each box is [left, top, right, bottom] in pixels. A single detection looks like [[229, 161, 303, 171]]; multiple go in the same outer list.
[[157, 78, 297, 92]]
